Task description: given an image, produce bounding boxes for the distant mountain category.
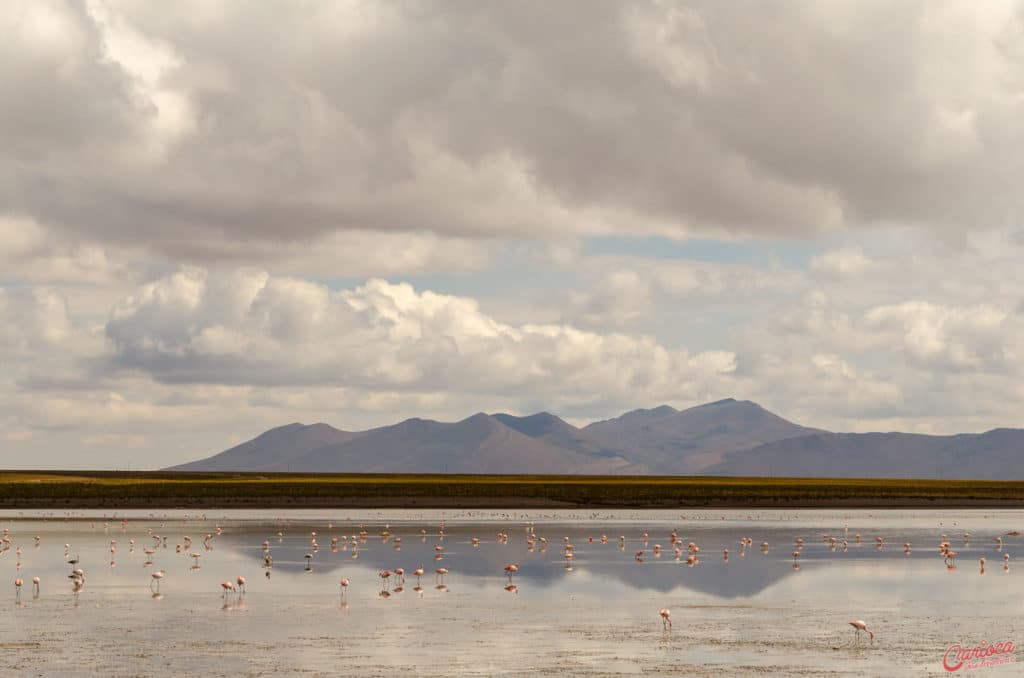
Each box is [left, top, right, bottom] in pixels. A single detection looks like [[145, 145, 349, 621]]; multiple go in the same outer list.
[[167, 399, 1024, 479], [280, 412, 636, 474], [171, 413, 634, 475], [169, 422, 360, 472], [705, 428, 1024, 480], [584, 398, 821, 473]]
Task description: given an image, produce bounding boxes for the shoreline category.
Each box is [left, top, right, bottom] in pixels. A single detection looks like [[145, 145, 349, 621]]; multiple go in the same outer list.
[[2, 496, 1024, 510], [1, 471, 1022, 510]]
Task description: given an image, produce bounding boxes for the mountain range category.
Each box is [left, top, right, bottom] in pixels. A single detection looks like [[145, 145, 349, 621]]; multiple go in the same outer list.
[[167, 398, 1024, 479]]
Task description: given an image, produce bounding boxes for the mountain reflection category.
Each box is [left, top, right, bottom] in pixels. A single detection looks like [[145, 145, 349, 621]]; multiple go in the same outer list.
[[218, 521, 994, 599]]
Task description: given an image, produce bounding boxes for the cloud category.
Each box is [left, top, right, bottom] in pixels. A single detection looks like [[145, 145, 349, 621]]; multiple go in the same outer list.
[[809, 248, 876, 278], [0, 286, 73, 352], [865, 301, 1020, 373], [3, 1, 1023, 269], [105, 269, 739, 410], [0, 214, 130, 285], [557, 254, 804, 330]]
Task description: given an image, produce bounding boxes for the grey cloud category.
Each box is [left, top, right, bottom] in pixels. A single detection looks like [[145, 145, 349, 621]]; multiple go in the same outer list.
[[3, 1, 1023, 267]]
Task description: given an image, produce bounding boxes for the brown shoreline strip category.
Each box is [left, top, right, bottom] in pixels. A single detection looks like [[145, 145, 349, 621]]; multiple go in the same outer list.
[[0, 471, 1022, 510]]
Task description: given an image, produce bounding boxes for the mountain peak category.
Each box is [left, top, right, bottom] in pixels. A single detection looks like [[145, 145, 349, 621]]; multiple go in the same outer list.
[[648, 404, 679, 415], [461, 412, 497, 425], [493, 412, 568, 437]]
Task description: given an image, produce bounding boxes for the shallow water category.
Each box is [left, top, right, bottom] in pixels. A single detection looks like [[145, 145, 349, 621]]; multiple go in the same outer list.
[[0, 508, 1021, 676]]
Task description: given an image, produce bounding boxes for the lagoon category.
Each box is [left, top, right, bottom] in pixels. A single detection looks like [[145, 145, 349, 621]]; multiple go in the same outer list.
[[1, 508, 1020, 676]]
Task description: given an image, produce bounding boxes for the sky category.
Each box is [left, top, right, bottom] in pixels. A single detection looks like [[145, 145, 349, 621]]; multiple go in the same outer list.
[[3, 1, 1024, 469]]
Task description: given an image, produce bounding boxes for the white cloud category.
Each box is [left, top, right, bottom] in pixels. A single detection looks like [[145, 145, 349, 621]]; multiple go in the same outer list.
[[0, 286, 81, 353], [105, 270, 739, 411], [810, 248, 876, 278], [865, 301, 1019, 372], [0, 215, 127, 285]]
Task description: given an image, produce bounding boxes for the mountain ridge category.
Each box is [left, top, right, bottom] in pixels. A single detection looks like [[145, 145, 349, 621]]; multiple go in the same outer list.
[[166, 399, 1024, 479]]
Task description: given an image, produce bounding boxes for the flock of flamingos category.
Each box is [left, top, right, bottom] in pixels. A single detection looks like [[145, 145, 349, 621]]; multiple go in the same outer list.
[[2, 514, 1017, 647]]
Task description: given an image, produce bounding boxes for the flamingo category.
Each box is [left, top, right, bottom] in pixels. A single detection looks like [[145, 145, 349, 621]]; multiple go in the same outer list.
[[660, 608, 672, 629], [32, 576, 40, 598], [150, 570, 165, 592], [220, 581, 236, 597], [237, 576, 246, 594], [504, 563, 519, 582], [435, 567, 448, 585], [339, 578, 350, 600], [15, 578, 22, 600], [849, 620, 874, 643], [413, 564, 425, 585]]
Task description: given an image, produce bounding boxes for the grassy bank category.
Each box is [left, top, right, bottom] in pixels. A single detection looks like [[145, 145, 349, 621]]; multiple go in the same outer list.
[[0, 471, 1022, 509]]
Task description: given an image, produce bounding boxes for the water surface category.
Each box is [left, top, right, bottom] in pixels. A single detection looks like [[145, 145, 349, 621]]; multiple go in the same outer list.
[[1, 508, 1020, 676]]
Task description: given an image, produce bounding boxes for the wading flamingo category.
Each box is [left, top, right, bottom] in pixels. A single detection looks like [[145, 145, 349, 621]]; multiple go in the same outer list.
[[504, 563, 519, 582], [849, 620, 873, 643], [150, 570, 165, 592]]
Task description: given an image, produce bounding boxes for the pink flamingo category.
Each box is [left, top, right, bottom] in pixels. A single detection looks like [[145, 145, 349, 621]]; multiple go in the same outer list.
[[236, 576, 246, 594], [413, 564, 425, 585], [504, 563, 519, 582], [339, 577, 350, 600], [849, 620, 873, 643], [660, 608, 672, 629], [220, 580, 236, 597], [14, 578, 23, 600], [32, 576, 40, 598]]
